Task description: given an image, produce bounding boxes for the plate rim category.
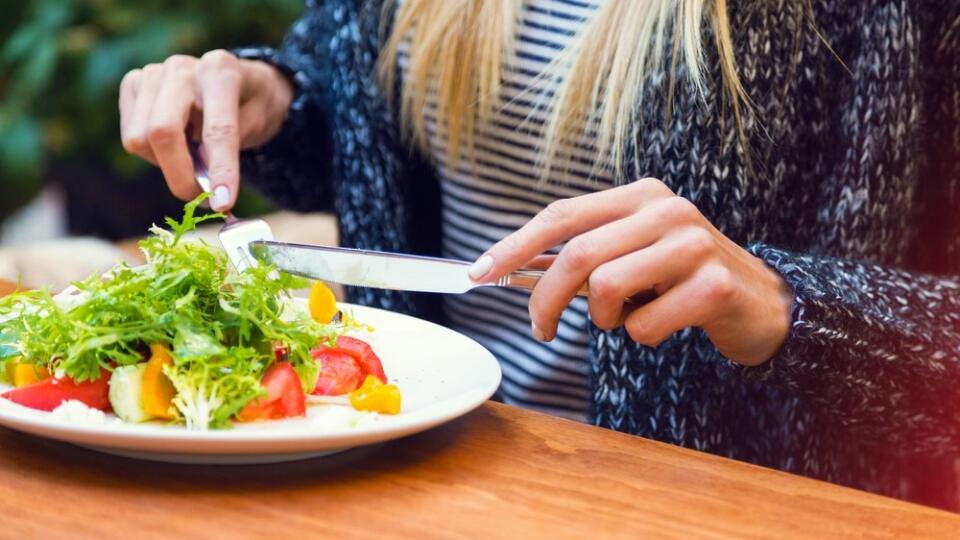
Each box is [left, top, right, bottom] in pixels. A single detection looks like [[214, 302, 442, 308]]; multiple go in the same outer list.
[[0, 302, 501, 457]]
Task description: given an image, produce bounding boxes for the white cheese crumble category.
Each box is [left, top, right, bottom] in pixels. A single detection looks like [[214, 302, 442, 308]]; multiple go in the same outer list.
[[306, 404, 378, 429], [49, 400, 106, 425]]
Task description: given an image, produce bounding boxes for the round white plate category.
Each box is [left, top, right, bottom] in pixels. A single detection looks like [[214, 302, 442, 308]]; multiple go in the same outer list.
[[0, 302, 501, 464]]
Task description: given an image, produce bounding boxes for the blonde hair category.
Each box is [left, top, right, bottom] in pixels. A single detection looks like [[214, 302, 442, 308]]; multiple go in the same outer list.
[[377, 0, 748, 180]]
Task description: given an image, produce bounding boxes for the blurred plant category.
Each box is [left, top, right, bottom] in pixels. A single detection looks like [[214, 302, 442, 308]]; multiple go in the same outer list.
[[0, 0, 303, 230]]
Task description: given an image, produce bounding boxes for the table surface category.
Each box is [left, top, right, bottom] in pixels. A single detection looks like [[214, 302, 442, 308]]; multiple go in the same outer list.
[[0, 402, 958, 539]]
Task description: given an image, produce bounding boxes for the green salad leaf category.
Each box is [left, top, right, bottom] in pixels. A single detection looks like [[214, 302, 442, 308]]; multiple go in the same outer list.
[[0, 195, 340, 429]]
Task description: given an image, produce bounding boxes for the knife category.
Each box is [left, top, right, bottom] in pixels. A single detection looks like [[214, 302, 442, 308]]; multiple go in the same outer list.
[[250, 241, 658, 304], [249, 240, 588, 296]]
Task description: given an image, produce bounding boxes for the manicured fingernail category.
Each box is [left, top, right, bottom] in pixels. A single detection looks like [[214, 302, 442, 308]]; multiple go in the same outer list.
[[211, 185, 231, 210], [468, 255, 494, 281], [531, 322, 548, 342]]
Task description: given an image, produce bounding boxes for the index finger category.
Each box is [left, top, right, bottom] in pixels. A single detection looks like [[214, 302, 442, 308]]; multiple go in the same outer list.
[[468, 179, 672, 282], [197, 50, 242, 211]]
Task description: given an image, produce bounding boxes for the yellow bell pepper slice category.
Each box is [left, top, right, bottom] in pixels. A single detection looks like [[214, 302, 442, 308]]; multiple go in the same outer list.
[[309, 281, 338, 324], [4, 359, 50, 387], [348, 375, 401, 415], [142, 343, 177, 419]]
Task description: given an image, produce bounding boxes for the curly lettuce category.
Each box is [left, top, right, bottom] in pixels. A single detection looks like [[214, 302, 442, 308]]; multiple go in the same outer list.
[[0, 195, 338, 429]]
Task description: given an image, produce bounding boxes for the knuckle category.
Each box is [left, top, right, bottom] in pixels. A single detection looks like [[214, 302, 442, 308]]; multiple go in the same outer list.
[[208, 162, 238, 181], [121, 134, 147, 155], [164, 54, 196, 71], [120, 69, 141, 89], [560, 237, 596, 270], [541, 198, 575, 226], [680, 227, 716, 257], [146, 123, 180, 147], [587, 268, 620, 302], [201, 49, 239, 70], [203, 123, 239, 144], [142, 63, 163, 78], [658, 195, 700, 223], [699, 264, 736, 302], [636, 177, 672, 196]]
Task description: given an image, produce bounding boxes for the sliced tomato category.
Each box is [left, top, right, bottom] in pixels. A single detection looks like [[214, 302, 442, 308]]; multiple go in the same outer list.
[[327, 336, 387, 384], [1, 368, 111, 412], [310, 349, 363, 396], [236, 362, 306, 422]]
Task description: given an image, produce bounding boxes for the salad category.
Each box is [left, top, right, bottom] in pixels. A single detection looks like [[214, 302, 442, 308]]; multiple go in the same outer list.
[[0, 196, 400, 430]]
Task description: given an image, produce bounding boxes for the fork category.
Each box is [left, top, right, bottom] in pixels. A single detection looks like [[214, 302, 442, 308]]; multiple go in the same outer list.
[[188, 142, 274, 272]]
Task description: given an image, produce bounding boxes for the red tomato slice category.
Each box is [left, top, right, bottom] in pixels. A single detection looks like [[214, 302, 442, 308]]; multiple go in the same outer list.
[[310, 349, 363, 395], [236, 362, 306, 422], [330, 336, 387, 384], [1, 368, 111, 412]]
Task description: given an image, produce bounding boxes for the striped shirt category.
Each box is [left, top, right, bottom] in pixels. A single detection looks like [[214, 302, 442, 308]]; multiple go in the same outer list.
[[398, 0, 609, 421]]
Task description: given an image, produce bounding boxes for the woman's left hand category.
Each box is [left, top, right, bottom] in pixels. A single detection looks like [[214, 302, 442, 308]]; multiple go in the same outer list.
[[467, 179, 793, 367]]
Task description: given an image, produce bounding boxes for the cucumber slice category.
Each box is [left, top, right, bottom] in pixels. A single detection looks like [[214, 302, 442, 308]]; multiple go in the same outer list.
[[294, 360, 321, 395], [109, 364, 152, 423]]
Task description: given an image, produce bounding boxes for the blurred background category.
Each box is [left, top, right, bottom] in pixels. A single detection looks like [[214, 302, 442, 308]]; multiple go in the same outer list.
[[0, 0, 336, 292]]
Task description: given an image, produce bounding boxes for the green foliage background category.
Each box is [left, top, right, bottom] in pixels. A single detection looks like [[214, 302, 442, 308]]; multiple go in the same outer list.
[[0, 0, 304, 231]]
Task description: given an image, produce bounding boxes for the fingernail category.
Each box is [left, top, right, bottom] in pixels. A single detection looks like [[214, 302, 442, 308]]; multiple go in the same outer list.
[[211, 185, 231, 210], [468, 255, 494, 281], [531, 322, 548, 342]]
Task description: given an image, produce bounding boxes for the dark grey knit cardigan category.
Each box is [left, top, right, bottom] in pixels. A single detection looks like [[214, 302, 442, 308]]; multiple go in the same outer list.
[[237, 0, 960, 508]]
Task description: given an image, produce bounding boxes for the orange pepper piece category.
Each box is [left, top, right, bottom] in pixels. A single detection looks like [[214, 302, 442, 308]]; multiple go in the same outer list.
[[5, 360, 50, 387], [348, 375, 401, 415], [308, 281, 338, 324], [142, 343, 176, 419]]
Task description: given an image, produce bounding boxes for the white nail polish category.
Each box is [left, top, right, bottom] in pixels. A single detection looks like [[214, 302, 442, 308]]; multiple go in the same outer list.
[[211, 185, 231, 210], [468, 255, 494, 281]]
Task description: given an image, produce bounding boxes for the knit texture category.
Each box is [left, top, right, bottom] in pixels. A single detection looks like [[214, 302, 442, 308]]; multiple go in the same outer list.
[[237, 0, 960, 508]]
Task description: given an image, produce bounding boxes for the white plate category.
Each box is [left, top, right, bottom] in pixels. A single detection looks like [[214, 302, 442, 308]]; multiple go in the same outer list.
[[0, 301, 501, 464]]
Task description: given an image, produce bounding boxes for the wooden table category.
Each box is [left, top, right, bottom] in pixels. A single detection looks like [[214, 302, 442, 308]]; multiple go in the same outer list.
[[0, 402, 957, 539]]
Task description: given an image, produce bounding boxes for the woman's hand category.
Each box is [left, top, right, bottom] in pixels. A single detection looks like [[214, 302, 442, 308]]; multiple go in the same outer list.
[[119, 50, 294, 210], [467, 179, 793, 366]]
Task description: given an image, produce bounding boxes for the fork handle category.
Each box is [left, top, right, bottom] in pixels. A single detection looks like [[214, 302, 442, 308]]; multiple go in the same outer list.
[[496, 270, 656, 304], [187, 141, 214, 195]]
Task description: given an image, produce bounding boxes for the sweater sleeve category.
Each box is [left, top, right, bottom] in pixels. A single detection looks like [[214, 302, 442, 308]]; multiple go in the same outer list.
[[739, 10, 960, 456], [742, 245, 960, 456], [742, 8, 960, 455], [233, 3, 335, 212]]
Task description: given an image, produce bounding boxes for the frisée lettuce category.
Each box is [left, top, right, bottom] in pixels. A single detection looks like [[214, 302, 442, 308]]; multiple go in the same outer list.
[[0, 195, 342, 429]]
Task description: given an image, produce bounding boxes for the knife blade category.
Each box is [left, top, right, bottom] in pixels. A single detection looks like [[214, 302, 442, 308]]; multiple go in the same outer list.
[[251, 240, 484, 294], [248, 240, 593, 297]]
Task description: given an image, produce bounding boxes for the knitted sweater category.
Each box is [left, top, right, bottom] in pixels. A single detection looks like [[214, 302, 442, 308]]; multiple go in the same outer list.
[[237, 0, 960, 508]]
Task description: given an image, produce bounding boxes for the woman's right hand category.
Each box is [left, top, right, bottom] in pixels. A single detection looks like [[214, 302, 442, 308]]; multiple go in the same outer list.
[[119, 50, 294, 211]]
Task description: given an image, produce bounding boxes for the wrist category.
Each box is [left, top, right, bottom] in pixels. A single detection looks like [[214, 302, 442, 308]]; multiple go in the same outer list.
[[747, 258, 794, 366], [712, 251, 793, 367]]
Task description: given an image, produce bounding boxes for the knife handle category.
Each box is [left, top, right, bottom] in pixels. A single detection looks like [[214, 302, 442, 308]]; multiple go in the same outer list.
[[497, 270, 655, 304]]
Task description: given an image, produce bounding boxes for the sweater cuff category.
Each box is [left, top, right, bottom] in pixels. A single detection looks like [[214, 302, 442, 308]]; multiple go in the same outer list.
[[738, 243, 834, 389]]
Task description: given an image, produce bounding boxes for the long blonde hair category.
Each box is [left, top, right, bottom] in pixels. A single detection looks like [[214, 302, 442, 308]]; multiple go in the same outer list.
[[377, 0, 748, 180]]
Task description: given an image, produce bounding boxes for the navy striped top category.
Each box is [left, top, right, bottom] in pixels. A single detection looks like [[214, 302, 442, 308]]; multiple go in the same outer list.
[[398, 0, 609, 421]]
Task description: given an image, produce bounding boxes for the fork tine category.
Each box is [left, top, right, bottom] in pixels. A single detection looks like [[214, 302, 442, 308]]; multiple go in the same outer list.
[[189, 140, 276, 272]]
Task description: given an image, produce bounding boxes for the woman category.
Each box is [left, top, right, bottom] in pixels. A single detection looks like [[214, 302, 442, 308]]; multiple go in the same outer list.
[[118, 0, 960, 508]]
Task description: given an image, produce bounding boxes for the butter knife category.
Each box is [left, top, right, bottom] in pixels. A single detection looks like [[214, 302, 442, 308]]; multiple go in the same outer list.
[[249, 240, 588, 296]]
